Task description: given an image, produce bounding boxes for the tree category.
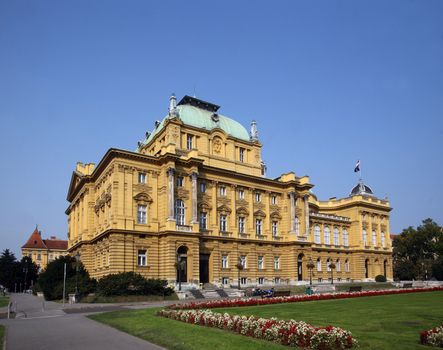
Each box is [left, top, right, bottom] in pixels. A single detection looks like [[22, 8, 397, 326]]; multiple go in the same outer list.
[[393, 218, 442, 280], [0, 249, 39, 292], [37, 255, 96, 300]]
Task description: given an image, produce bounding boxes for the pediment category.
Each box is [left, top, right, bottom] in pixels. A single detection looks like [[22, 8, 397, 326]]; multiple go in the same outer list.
[[199, 201, 212, 211], [254, 209, 266, 218], [217, 204, 232, 213], [134, 192, 153, 203], [67, 171, 83, 201], [270, 211, 282, 220], [236, 206, 249, 216]]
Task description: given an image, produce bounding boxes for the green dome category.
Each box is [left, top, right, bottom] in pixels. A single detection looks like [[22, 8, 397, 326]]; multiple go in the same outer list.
[[139, 103, 250, 149]]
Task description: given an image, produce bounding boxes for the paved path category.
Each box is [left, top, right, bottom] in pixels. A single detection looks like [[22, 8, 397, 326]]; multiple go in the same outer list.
[[0, 293, 165, 350]]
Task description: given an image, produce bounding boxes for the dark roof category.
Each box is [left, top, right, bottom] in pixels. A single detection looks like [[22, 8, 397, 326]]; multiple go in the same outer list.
[[350, 182, 374, 196], [177, 95, 220, 112]]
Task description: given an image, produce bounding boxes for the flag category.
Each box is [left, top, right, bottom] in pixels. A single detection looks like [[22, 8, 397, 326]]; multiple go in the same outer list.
[[354, 160, 360, 173]]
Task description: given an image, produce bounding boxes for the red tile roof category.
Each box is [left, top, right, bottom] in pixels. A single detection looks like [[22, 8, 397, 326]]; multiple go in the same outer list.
[[22, 228, 47, 249], [44, 239, 68, 250], [22, 227, 67, 250]]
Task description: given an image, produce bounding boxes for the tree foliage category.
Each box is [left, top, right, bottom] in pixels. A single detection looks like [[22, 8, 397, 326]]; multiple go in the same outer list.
[[37, 255, 96, 300], [393, 218, 442, 280], [0, 249, 39, 291], [97, 272, 173, 296]]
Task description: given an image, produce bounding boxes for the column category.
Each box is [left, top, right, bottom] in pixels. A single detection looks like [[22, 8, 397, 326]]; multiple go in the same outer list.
[[190, 172, 198, 223], [304, 194, 310, 236], [167, 168, 175, 221], [289, 191, 296, 233]]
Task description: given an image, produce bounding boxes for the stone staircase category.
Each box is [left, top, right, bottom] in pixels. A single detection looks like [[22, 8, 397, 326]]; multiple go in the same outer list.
[[181, 287, 245, 300]]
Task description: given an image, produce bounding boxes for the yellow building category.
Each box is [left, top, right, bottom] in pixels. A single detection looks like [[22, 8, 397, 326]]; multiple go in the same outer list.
[[66, 95, 393, 287], [22, 227, 68, 270]]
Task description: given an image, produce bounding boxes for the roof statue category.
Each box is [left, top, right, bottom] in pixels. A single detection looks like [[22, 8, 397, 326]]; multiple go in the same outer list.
[[250, 120, 259, 142]]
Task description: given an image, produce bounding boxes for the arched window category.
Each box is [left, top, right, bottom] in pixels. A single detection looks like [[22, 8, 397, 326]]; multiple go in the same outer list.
[[372, 230, 377, 246], [295, 217, 300, 235], [345, 259, 350, 272], [316, 258, 322, 271], [324, 226, 331, 245], [314, 225, 321, 244], [175, 199, 185, 225], [381, 231, 385, 247], [343, 229, 349, 247], [326, 258, 332, 271], [336, 259, 341, 271], [333, 227, 339, 246], [362, 229, 367, 245]]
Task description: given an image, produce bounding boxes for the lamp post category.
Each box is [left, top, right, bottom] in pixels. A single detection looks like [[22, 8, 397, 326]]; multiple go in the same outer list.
[[236, 257, 244, 290], [306, 258, 315, 286], [23, 266, 28, 292], [329, 261, 336, 285], [75, 252, 81, 297]]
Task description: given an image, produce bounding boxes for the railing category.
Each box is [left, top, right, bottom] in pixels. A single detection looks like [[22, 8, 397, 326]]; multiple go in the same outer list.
[[309, 212, 351, 222]]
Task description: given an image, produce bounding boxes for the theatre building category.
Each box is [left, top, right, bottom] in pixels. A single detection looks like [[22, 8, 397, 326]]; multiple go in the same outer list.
[[66, 95, 393, 287]]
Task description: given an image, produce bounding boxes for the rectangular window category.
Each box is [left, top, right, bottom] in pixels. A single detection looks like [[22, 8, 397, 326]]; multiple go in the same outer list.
[[221, 254, 229, 268], [362, 229, 368, 245], [255, 218, 262, 235], [333, 228, 340, 246], [137, 205, 147, 224], [240, 277, 247, 285], [186, 135, 193, 150], [345, 260, 350, 272], [200, 212, 207, 230], [138, 172, 147, 184], [137, 249, 147, 266], [222, 277, 229, 285], [219, 186, 226, 196], [238, 189, 245, 200], [272, 221, 278, 236], [381, 232, 385, 247], [200, 182, 206, 193], [239, 148, 245, 162], [372, 231, 377, 246], [255, 192, 261, 202], [336, 260, 341, 271], [258, 277, 265, 285], [176, 176, 184, 187], [274, 277, 281, 284], [220, 214, 227, 232], [274, 256, 280, 270], [240, 255, 247, 268], [238, 216, 245, 233], [343, 230, 349, 247], [258, 256, 264, 270], [271, 195, 277, 205]]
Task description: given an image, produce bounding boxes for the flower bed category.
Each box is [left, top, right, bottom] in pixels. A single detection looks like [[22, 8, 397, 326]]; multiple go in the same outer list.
[[158, 308, 357, 349], [420, 324, 443, 348], [169, 286, 443, 310]]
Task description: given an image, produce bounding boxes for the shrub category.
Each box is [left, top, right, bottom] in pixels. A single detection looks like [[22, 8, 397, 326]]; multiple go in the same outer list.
[[37, 256, 96, 300], [97, 272, 173, 297], [375, 275, 387, 282]]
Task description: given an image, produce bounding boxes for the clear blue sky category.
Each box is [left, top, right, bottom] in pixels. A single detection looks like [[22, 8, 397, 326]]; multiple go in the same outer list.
[[1, 1, 442, 257]]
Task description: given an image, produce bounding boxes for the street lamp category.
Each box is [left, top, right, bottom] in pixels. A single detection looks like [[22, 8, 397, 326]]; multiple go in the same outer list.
[[236, 257, 244, 290], [75, 252, 81, 297], [306, 258, 315, 286], [328, 261, 336, 285], [23, 266, 28, 292]]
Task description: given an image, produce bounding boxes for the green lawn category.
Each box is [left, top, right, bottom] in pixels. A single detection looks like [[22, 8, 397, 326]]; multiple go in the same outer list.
[[90, 291, 443, 350], [0, 297, 9, 308]]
